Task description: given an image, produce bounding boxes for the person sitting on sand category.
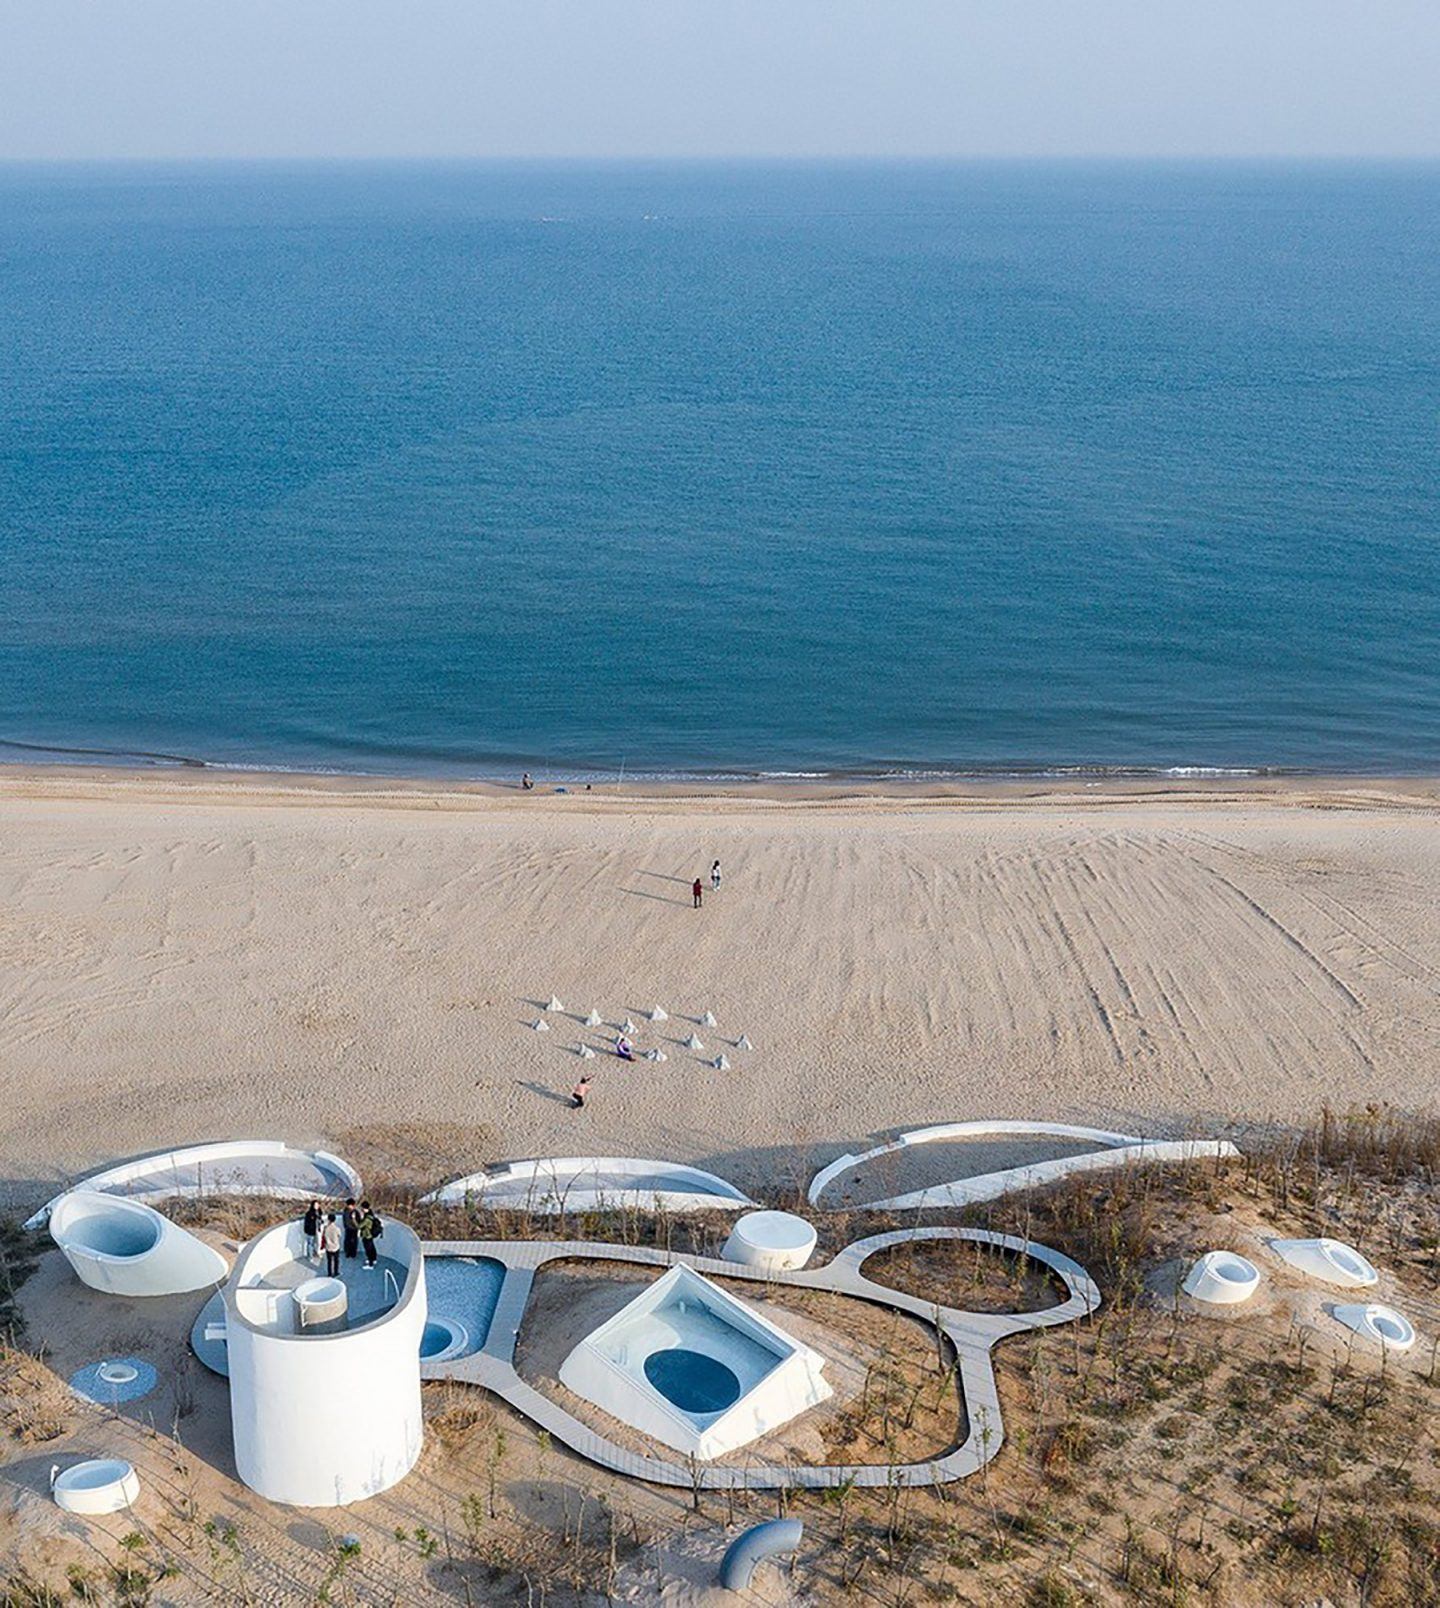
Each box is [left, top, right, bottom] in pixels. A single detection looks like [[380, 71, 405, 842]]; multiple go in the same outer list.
[[615, 1035, 635, 1060], [571, 1074, 592, 1109]]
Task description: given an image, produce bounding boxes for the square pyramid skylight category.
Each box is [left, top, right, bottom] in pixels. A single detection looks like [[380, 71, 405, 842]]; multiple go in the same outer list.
[[558, 1264, 831, 1460]]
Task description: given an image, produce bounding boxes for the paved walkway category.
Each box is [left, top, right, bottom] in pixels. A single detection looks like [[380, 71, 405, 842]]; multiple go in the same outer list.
[[420, 1228, 1100, 1489]]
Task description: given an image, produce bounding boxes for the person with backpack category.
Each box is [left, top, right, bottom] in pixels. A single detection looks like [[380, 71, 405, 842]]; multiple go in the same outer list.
[[358, 1201, 384, 1269]]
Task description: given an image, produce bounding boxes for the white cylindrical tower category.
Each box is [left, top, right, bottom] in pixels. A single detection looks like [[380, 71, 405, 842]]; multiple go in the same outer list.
[[224, 1218, 426, 1507]]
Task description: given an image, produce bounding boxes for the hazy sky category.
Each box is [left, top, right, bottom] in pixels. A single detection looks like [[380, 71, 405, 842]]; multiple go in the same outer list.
[[2, 1, 1438, 162]]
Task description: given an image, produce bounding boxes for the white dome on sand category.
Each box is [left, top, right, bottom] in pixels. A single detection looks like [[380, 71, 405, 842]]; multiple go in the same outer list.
[[1182, 1250, 1261, 1306], [1270, 1238, 1378, 1288], [1331, 1302, 1416, 1352]]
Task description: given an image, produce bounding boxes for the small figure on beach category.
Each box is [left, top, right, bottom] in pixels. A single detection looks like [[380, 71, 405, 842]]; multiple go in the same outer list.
[[358, 1201, 383, 1269], [615, 1034, 635, 1061], [302, 1199, 321, 1260], [321, 1213, 342, 1277], [342, 1198, 361, 1260], [692, 877, 704, 908], [522, 772, 534, 791], [571, 1074, 592, 1109], [710, 859, 722, 892]]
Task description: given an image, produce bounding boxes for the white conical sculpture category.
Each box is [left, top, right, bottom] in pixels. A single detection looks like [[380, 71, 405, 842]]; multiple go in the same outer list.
[[546, 996, 564, 1013], [713, 1054, 730, 1071], [584, 1009, 603, 1028], [577, 1044, 595, 1060], [533, 1018, 550, 1033], [735, 1034, 753, 1051], [650, 1005, 668, 1022], [684, 1033, 704, 1051], [620, 1018, 638, 1036], [700, 1010, 718, 1028], [645, 1048, 667, 1063]]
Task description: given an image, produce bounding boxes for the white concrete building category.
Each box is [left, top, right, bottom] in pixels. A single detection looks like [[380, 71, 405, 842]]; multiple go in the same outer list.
[[223, 1217, 427, 1507], [559, 1265, 830, 1460]]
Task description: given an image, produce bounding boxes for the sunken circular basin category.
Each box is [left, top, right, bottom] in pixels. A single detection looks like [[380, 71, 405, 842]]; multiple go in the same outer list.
[[643, 1348, 743, 1415], [419, 1317, 471, 1363]]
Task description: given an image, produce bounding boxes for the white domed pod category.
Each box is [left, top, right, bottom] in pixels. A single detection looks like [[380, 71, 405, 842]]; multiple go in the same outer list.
[[1270, 1238, 1378, 1288], [50, 1192, 228, 1297], [1182, 1250, 1261, 1306], [1331, 1303, 1416, 1352]]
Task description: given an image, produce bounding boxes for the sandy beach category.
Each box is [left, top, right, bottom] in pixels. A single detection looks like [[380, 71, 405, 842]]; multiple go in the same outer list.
[[2, 767, 1439, 1213]]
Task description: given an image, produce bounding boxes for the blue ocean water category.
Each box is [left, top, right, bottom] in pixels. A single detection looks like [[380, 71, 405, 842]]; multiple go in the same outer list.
[[1, 161, 1437, 780]]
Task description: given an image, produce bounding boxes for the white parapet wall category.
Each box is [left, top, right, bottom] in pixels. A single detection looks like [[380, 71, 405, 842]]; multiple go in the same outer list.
[[26, 1140, 361, 1230], [224, 1219, 427, 1508], [422, 1156, 754, 1214], [808, 1121, 1240, 1211], [49, 1192, 229, 1297]]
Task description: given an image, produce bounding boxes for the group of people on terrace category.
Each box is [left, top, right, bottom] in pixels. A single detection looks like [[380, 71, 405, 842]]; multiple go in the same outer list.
[[302, 1197, 384, 1277]]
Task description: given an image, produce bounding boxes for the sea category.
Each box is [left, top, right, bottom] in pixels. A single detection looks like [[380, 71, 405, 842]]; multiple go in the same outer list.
[[2, 160, 1437, 782]]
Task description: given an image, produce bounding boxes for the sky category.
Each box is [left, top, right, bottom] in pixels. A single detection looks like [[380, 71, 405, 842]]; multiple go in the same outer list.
[[1, 1, 1438, 162]]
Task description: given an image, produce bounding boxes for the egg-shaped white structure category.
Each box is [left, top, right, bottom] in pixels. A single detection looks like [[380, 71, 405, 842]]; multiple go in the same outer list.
[[50, 1192, 228, 1297], [1270, 1238, 1378, 1288], [1331, 1303, 1417, 1352], [223, 1218, 426, 1507], [1182, 1250, 1261, 1306], [722, 1212, 818, 1274], [51, 1459, 140, 1515]]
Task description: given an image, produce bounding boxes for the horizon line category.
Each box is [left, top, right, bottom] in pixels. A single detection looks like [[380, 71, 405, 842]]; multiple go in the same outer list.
[[4, 152, 1440, 168]]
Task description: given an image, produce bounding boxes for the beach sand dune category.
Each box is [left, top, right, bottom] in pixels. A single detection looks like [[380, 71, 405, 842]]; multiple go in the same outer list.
[[2, 773, 1438, 1210]]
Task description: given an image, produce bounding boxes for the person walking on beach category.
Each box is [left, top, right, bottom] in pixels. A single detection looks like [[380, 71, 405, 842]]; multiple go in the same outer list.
[[692, 877, 704, 909], [342, 1198, 361, 1260], [710, 859, 722, 893], [358, 1201, 383, 1269], [571, 1074, 592, 1109], [302, 1199, 321, 1261], [321, 1213, 342, 1278]]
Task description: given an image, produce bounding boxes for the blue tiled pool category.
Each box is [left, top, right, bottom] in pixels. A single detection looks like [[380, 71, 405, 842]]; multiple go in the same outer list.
[[421, 1256, 505, 1361]]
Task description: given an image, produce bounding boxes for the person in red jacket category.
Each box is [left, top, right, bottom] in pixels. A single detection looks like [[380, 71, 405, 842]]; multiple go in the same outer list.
[[692, 877, 703, 908]]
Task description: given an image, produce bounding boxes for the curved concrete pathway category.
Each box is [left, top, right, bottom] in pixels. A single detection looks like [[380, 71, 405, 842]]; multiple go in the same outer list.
[[421, 1228, 1099, 1489]]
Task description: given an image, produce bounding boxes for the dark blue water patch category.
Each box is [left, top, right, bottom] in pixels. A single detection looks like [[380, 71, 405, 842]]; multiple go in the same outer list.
[[643, 1347, 742, 1415], [2, 162, 1438, 778]]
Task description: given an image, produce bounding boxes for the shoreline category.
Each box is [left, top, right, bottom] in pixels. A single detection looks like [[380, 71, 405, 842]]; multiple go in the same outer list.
[[4, 758, 1440, 813]]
